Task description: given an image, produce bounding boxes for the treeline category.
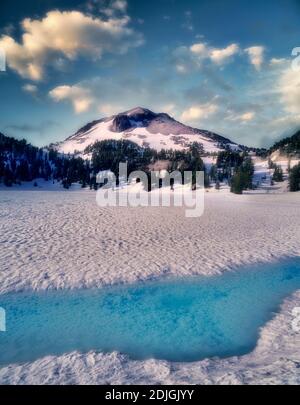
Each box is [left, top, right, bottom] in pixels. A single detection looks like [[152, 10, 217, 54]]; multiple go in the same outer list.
[[86, 140, 208, 190], [0, 134, 208, 190], [3, 127, 300, 193], [270, 130, 300, 155], [209, 151, 254, 194], [0, 133, 92, 188], [267, 128, 300, 191], [0, 133, 256, 193], [87, 142, 256, 193], [0, 133, 50, 187]]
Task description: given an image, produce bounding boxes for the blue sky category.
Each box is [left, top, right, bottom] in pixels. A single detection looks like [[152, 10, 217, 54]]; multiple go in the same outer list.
[[0, 0, 300, 147]]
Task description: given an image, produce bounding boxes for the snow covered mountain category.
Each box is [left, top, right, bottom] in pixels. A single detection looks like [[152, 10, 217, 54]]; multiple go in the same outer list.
[[58, 107, 238, 154]]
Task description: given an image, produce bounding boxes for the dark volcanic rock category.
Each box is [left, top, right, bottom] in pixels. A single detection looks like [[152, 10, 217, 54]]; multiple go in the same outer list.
[[110, 108, 158, 133], [110, 115, 132, 132]]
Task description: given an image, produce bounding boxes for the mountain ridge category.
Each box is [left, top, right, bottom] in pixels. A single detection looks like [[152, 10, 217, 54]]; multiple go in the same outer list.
[[270, 130, 300, 155], [58, 107, 238, 155]]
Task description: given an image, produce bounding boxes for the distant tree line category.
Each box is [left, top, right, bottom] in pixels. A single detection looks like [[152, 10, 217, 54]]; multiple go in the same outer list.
[[267, 129, 300, 190], [2, 131, 300, 194], [86, 140, 208, 190], [0, 134, 254, 193], [209, 150, 254, 194], [0, 133, 91, 189], [270, 130, 300, 155]]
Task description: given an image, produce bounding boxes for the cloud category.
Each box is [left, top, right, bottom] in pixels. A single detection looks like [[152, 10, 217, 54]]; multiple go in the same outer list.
[[48, 70, 179, 119], [49, 85, 94, 113], [190, 43, 208, 58], [210, 44, 240, 64], [172, 46, 196, 74], [112, 0, 128, 11], [181, 103, 218, 122], [161, 103, 176, 114], [0, 8, 143, 81], [22, 83, 38, 94], [226, 111, 256, 122], [173, 42, 238, 75], [269, 57, 287, 66], [182, 10, 194, 31], [175, 64, 189, 74], [245, 46, 265, 70], [100, 0, 128, 17], [278, 67, 300, 114], [5, 121, 60, 135], [189, 42, 239, 65], [176, 42, 267, 73], [98, 103, 121, 115]]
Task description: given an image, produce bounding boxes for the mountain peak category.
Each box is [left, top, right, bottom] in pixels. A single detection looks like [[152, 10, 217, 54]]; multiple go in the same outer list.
[[122, 107, 155, 117], [59, 107, 237, 154], [110, 107, 158, 133]]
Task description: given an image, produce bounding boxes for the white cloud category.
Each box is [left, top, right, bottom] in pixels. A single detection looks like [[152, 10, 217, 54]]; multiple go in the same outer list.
[[174, 43, 237, 73], [270, 57, 287, 66], [227, 111, 256, 122], [210, 44, 239, 64], [172, 46, 196, 74], [22, 83, 38, 94], [278, 67, 300, 114], [240, 112, 255, 121], [162, 103, 176, 114], [0, 9, 143, 81], [49, 85, 94, 114], [98, 103, 121, 116], [181, 103, 218, 122], [189, 42, 239, 65], [190, 43, 208, 58], [101, 0, 128, 17], [245, 46, 265, 70], [112, 0, 128, 12], [47, 72, 180, 118], [175, 64, 188, 74], [177, 42, 267, 72]]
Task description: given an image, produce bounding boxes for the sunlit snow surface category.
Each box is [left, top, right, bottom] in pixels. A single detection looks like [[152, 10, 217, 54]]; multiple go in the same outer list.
[[59, 119, 225, 154]]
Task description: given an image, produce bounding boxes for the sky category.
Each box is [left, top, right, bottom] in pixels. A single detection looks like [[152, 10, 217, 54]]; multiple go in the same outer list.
[[0, 0, 300, 148]]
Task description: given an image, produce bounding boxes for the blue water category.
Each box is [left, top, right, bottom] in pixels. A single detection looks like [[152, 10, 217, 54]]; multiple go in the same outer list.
[[1, 258, 300, 365]]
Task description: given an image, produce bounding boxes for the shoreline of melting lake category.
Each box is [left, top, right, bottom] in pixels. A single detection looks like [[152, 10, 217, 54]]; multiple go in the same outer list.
[[1, 257, 300, 366]]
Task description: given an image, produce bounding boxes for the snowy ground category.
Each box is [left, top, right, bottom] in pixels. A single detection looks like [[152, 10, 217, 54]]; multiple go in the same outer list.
[[0, 187, 300, 384], [251, 154, 300, 194]]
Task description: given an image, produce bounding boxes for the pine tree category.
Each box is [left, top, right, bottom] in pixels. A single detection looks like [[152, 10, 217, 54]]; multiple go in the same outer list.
[[289, 163, 300, 192], [272, 164, 284, 182], [230, 170, 244, 194]]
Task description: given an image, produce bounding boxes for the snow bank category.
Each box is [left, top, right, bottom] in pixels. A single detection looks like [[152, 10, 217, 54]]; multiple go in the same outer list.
[[0, 189, 300, 384]]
